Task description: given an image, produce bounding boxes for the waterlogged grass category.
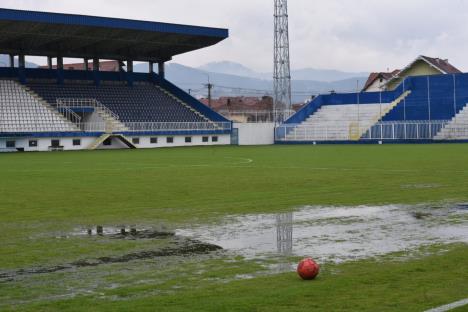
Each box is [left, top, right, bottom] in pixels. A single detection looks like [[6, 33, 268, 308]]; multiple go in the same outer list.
[[10, 244, 468, 312], [0, 145, 467, 311]]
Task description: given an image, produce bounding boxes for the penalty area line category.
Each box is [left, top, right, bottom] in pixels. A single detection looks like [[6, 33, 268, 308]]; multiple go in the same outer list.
[[424, 298, 468, 312]]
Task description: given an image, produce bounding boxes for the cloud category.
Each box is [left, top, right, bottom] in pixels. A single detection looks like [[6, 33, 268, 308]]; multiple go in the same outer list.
[[1, 0, 467, 72]]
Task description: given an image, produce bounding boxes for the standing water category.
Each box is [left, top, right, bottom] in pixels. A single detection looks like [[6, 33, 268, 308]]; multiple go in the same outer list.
[[177, 204, 468, 263]]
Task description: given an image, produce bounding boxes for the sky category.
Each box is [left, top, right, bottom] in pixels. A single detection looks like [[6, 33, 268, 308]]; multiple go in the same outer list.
[[1, 0, 468, 73]]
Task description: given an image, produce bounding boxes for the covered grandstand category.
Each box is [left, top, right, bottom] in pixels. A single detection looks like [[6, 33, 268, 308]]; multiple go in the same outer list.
[[0, 8, 231, 151]]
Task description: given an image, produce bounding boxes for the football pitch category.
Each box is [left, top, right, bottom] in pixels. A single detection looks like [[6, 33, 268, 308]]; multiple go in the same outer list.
[[0, 144, 467, 311]]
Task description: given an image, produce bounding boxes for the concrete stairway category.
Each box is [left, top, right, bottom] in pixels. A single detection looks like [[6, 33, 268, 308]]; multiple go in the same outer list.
[[88, 133, 137, 150], [285, 103, 392, 141], [53, 98, 128, 132], [434, 104, 468, 140], [92, 103, 128, 132], [155, 85, 211, 122], [284, 91, 411, 141]]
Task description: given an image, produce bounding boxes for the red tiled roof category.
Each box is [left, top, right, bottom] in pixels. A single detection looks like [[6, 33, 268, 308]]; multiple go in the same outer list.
[[39, 60, 120, 72], [420, 56, 462, 74], [383, 56, 462, 88], [200, 96, 273, 111], [363, 70, 400, 91]]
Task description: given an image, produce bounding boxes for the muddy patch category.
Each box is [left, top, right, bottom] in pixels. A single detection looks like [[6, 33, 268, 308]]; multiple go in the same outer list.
[[0, 237, 221, 283], [65, 225, 175, 240], [177, 203, 468, 263]]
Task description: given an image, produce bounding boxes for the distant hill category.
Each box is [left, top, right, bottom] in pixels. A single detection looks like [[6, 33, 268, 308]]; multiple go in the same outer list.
[[1, 55, 368, 103], [198, 61, 368, 83], [0, 55, 38, 68], [135, 62, 368, 103], [291, 68, 369, 83], [198, 61, 268, 80]]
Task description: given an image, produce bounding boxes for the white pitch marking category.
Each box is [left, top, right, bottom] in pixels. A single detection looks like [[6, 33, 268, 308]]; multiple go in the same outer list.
[[424, 298, 468, 312], [5, 157, 254, 173], [224, 157, 254, 165]]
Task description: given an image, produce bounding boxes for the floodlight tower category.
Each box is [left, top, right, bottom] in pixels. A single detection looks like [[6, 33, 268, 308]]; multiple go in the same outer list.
[[273, 0, 292, 122]]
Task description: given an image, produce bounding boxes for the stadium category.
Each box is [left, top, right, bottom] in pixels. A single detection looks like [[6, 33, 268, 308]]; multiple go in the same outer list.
[[0, 3, 467, 312], [1, 8, 468, 150], [0, 8, 232, 151]]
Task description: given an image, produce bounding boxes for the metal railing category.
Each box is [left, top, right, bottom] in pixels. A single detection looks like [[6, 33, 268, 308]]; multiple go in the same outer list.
[[275, 123, 361, 141], [362, 120, 450, 140], [56, 98, 120, 121], [55, 101, 83, 127], [218, 110, 295, 123], [275, 120, 468, 141], [53, 98, 231, 132], [0, 121, 231, 133], [77, 121, 232, 133], [124, 121, 232, 132]]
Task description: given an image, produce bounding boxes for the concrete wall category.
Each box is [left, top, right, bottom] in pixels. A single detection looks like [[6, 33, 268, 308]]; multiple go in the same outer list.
[[234, 123, 275, 145], [0, 134, 231, 152]]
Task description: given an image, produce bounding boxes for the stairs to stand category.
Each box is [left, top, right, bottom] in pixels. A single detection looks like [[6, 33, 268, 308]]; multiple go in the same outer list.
[[284, 90, 412, 141], [285, 103, 393, 141], [155, 84, 227, 130], [21, 86, 79, 128], [155, 85, 211, 122], [434, 103, 468, 140], [352, 90, 412, 140], [115, 134, 137, 149], [25, 88, 82, 129], [94, 107, 128, 132], [0, 81, 79, 132], [88, 134, 111, 150], [88, 134, 137, 150], [54, 98, 128, 132]]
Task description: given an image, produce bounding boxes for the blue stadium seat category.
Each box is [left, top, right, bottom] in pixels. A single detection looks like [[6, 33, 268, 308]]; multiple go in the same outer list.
[[27, 82, 207, 123]]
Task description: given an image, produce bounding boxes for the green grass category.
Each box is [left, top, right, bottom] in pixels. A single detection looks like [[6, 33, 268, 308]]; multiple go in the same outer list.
[[19, 245, 468, 312], [1, 145, 467, 311]]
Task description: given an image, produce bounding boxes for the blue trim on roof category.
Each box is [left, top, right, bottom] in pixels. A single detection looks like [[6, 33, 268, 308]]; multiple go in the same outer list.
[[0, 8, 228, 38]]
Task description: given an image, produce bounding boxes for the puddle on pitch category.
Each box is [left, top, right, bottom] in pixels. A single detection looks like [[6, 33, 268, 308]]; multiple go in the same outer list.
[[176, 203, 468, 263], [68, 225, 175, 240]]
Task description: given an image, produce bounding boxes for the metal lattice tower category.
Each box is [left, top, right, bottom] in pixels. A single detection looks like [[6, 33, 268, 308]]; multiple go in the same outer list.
[[273, 0, 292, 122]]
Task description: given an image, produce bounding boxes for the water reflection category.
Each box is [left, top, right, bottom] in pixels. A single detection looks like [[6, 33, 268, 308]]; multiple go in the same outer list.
[[275, 212, 294, 272], [276, 213, 293, 255], [176, 204, 468, 263]]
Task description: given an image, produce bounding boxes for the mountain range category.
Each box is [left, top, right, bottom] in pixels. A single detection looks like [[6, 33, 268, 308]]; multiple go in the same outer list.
[[198, 61, 368, 82], [0, 55, 369, 103], [136, 61, 369, 103], [0, 55, 38, 68]]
